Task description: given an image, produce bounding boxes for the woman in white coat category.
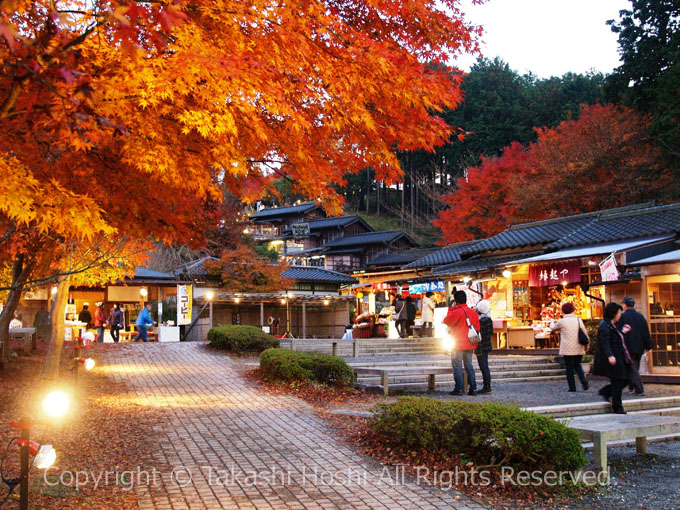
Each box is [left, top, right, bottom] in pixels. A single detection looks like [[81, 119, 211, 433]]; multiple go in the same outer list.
[[420, 292, 436, 337], [550, 302, 589, 392]]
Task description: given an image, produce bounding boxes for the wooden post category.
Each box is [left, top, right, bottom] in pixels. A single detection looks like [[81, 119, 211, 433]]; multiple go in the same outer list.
[[381, 370, 389, 396], [592, 432, 608, 473], [353, 340, 358, 358], [302, 300, 306, 339], [635, 436, 648, 455], [332, 342, 338, 357], [260, 300, 264, 328], [428, 373, 436, 391]]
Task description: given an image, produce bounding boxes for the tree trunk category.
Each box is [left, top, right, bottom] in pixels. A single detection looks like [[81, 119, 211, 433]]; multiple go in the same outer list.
[[376, 180, 380, 216], [410, 160, 415, 236], [0, 254, 32, 363], [41, 277, 70, 381], [365, 169, 370, 214]]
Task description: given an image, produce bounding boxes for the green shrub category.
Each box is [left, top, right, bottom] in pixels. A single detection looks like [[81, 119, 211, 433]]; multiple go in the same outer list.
[[259, 348, 354, 386], [372, 397, 585, 473], [207, 325, 279, 353]]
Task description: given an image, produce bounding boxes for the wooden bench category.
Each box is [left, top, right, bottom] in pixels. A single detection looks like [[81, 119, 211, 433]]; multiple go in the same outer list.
[[564, 414, 680, 474], [352, 366, 452, 396], [120, 331, 157, 342]]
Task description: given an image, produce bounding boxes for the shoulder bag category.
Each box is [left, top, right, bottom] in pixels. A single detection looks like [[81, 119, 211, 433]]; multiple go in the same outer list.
[[462, 308, 481, 345], [576, 317, 589, 346]]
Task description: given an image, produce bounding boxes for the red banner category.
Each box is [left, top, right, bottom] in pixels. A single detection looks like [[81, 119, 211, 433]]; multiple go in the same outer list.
[[528, 260, 581, 287]]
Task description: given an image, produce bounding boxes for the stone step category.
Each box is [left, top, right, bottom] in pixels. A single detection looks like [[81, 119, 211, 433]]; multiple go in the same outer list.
[[358, 374, 568, 392], [526, 396, 680, 418], [350, 361, 561, 371], [356, 369, 566, 386]]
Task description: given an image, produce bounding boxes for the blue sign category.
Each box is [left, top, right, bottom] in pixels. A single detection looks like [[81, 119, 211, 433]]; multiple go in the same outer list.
[[409, 280, 445, 295]]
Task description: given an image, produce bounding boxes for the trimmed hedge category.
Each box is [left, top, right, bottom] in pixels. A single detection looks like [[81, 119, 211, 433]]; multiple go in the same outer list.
[[259, 348, 354, 387], [372, 397, 585, 473], [207, 325, 279, 353]]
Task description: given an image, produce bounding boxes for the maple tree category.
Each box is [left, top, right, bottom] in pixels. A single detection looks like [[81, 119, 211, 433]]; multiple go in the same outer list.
[[206, 244, 292, 294], [0, 0, 481, 356], [433, 142, 533, 242], [435, 104, 673, 244]]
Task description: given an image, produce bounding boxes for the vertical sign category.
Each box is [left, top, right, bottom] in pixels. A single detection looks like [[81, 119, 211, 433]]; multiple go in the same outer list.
[[599, 254, 620, 282], [177, 284, 193, 325]]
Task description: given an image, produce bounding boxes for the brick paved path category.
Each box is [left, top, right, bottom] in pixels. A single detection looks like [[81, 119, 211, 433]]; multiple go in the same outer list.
[[102, 342, 487, 510]]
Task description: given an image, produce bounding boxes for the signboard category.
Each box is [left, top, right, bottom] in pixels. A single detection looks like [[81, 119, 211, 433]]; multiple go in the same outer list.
[[528, 260, 581, 287], [409, 280, 446, 295], [177, 284, 193, 325], [290, 223, 310, 237], [24, 288, 48, 300], [599, 254, 620, 282], [372, 283, 391, 291]]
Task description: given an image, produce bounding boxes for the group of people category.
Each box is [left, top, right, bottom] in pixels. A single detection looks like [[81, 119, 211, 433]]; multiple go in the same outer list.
[[442, 291, 652, 413], [76, 302, 155, 343], [393, 292, 438, 338], [442, 291, 493, 395]]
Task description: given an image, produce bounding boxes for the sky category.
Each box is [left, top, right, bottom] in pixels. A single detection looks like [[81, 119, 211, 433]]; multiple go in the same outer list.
[[454, 0, 632, 78]]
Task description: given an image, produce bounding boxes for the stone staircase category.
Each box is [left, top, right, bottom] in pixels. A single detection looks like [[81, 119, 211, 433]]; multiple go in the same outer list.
[[351, 356, 566, 390], [280, 337, 449, 356]]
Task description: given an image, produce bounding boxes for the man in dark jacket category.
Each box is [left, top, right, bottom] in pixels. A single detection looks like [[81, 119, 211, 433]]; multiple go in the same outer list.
[[78, 304, 92, 328], [618, 296, 652, 395]]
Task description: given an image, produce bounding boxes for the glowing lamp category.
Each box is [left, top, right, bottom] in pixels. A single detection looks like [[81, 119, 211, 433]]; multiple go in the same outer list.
[[79, 358, 95, 371], [234, 297, 240, 304], [323, 299, 330, 306], [502, 269, 512, 279], [281, 298, 286, 304], [205, 290, 215, 301], [42, 391, 70, 419], [139, 288, 148, 298], [51, 286, 58, 295], [357, 292, 364, 299], [442, 336, 454, 351], [17, 441, 57, 469], [82, 331, 95, 347]]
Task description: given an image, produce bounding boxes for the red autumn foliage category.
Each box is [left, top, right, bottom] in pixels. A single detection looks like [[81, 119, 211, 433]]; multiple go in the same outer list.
[[435, 104, 673, 244]]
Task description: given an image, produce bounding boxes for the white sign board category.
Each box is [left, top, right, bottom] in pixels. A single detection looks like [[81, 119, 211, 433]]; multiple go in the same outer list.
[[177, 284, 193, 325], [599, 254, 620, 282]]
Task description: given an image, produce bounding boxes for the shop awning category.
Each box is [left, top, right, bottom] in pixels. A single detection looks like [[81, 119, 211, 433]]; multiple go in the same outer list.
[[626, 249, 680, 266], [508, 236, 672, 265]]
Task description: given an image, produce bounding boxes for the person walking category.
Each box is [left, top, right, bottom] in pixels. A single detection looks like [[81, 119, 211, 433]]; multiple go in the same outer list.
[[133, 303, 155, 343], [443, 290, 479, 396], [550, 302, 589, 392], [404, 296, 416, 338], [420, 292, 436, 337], [474, 299, 493, 394], [592, 302, 631, 414], [108, 303, 124, 343], [618, 296, 652, 395], [393, 295, 406, 338], [78, 304, 92, 328], [94, 302, 107, 343]]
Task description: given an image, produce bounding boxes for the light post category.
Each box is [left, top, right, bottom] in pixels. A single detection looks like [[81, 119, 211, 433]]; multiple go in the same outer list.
[[282, 293, 295, 339], [182, 291, 213, 341], [72, 332, 95, 384], [2, 392, 69, 509]]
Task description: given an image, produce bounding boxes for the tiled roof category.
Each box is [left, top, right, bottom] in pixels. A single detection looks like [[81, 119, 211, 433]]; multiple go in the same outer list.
[[322, 230, 412, 249], [133, 267, 176, 279], [404, 241, 480, 269], [367, 249, 437, 267], [433, 251, 543, 276], [305, 215, 367, 230], [461, 203, 654, 256], [547, 203, 680, 250], [172, 257, 220, 278], [281, 266, 357, 283], [249, 202, 320, 221]]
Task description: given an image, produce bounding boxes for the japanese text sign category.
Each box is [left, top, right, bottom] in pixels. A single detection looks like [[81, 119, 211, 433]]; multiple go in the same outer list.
[[528, 260, 581, 287], [177, 284, 193, 325], [599, 254, 620, 282], [409, 280, 445, 295]]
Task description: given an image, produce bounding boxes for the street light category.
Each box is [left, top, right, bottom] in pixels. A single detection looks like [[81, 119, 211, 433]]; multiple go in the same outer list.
[[502, 269, 512, 279], [42, 391, 70, 419]]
